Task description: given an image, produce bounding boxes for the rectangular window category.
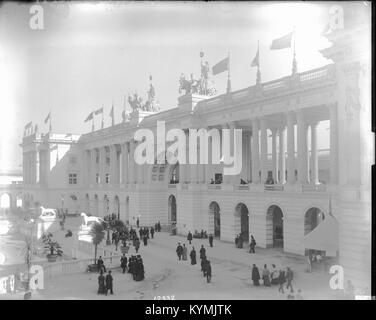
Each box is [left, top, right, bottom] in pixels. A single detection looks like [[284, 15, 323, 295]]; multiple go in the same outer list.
[[214, 173, 223, 184], [105, 173, 110, 184], [68, 173, 77, 184], [96, 173, 100, 184]]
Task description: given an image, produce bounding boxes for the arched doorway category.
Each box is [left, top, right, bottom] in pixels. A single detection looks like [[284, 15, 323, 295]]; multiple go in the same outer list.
[[168, 195, 177, 225], [114, 196, 120, 220], [93, 194, 99, 216], [85, 194, 90, 214], [305, 207, 325, 235], [169, 163, 179, 184], [0, 193, 11, 214], [266, 205, 284, 248], [235, 203, 249, 242], [209, 202, 220, 238], [16, 194, 23, 208]]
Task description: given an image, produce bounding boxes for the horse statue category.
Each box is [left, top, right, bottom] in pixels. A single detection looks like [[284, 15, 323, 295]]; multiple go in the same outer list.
[[128, 92, 143, 112], [80, 212, 105, 231], [179, 73, 193, 95]]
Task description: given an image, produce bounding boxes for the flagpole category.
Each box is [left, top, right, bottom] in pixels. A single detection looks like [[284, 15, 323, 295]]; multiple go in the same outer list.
[[92, 109, 95, 132], [292, 26, 297, 75], [101, 104, 104, 129], [227, 51, 231, 94], [49, 110, 52, 133], [257, 40, 261, 85]]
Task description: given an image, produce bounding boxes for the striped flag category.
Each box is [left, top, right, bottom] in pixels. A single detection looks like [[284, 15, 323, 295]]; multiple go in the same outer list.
[[84, 111, 94, 122], [212, 56, 229, 75], [270, 32, 293, 50]]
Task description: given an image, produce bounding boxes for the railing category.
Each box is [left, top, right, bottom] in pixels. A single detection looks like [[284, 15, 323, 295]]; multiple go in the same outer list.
[[262, 78, 287, 92], [207, 184, 222, 190], [264, 184, 284, 191], [234, 184, 249, 191], [168, 184, 177, 189], [302, 184, 327, 192]]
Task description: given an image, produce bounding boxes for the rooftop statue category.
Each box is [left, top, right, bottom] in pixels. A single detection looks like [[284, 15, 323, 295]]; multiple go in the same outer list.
[[128, 76, 159, 113], [128, 92, 143, 112], [178, 51, 216, 96]]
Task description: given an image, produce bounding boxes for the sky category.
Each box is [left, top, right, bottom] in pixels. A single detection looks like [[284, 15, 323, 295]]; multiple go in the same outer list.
[[0, 1, 349, 171]]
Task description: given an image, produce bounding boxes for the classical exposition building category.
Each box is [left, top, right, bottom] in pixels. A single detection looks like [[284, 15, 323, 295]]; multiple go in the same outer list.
[[19, 15, 371, 289]]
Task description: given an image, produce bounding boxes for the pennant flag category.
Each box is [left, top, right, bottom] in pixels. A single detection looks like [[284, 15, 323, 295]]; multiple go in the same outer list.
[[270, 32, 293, 50], [212, 56, 229, 75], [251, 47, 259, 67], [44, 111, 51, 124], [109, 103, 115, 126], [84, 111, 94, 122], [94, 107, 103, 115]]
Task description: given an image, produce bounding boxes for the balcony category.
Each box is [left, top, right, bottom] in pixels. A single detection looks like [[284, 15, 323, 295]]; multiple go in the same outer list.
[[264, 184, 284, 191], [207, 184, 222, 190], [302, 184, 327, 192], [168, 184, 177, 189], [234, 184, 249, 191]]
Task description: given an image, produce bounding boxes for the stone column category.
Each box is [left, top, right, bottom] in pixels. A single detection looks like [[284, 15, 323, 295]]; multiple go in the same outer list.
[[35, 149, 40, 184], [297, 111, 309, 184], [259, 118, 268, 184], [251, 118, 260, 184], [129, 140, 135, 184], [124, 142, 129, 184], [286, 112, 295, 184], [99, 147, 106, 185], [91, 149, 96, 184], [109, 145, 116, 184], [310, 121, 319, 185], [278, 127, 286, 184], [329, 104, 338, 184], [271, 128, 278, 183]]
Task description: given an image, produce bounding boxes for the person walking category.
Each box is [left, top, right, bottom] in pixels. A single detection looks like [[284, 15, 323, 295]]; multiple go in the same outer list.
[[134, 237, 140, 253], [98, 271, 105, 295], [105, 270, 113, 295], [201, 256, 208, 277], [206, 260, 212, 283], [199, 245, 206, 260], [262, 264, 271, 287], [143, 234, 148, 246], [120, 254, 128, 274], [97, 256, 106, 273], [251, 264, 260, 286], [136, 217, 140, 228], [150, 227, 155, 239], [190, 247, 197, 265], [238, 234, 243, 248], [271, 264, 279, 285], [182, 244, 188, 261], [286, 267, 294, 292], [278, 269, 286, 293], [208, 234, 213, 247], [176, 243, 183, 261], [235, 235, 239, 248], [249, 235, 256, 253], [187, 231, 193, 245]]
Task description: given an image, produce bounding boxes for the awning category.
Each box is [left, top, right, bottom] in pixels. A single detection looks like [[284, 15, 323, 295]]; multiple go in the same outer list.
[[303, 213, 339, 254]]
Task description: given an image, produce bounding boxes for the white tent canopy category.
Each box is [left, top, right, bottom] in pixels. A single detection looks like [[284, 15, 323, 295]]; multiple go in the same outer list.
[[303, 213, 339, 255]]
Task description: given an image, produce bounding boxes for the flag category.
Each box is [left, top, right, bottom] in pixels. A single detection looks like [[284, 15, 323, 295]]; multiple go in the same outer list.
[[44, 111, 51, 124], [24, 121, 32, 129], [270, 32, 293, 50], [251, 48, 259, 67], [109, 103, 114, 126], [212, 56, 229, 75], [94, 107, 103, 115], [84, 111, 94, 122]]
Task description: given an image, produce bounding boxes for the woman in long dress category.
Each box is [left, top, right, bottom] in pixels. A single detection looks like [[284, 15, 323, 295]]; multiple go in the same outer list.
[[182, 244, 188, 261], [251, 264, 260, 286], [190, 247, 197, 265], [262, 264, 271, 286]]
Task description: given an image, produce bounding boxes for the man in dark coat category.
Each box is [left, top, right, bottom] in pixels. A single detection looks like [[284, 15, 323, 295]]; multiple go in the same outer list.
[[249, 235, 256, 253], [143, 235, 148, 246], [238, 234, 243, 248], [199, 245, 206, 260], [251, 264, 260, 286], [105, 270, 113, 295], [278, 269, 286, 293], [235, 235, 239, 247], [176, 243, 183, 260], [187, 231, 193, 245], [201, 256, 208, 277], [98, 271, 105, 294], [150, 227, 155, 239], [135, 238, 140, 253], [97, 256, 106, 273], [190, 247, 197, 265], [206, 261, 212, 283], [120, 254, 128, 273], [208, 234, 214, 247], [136, 218, 139, 228], [286, 267, 294, 292]]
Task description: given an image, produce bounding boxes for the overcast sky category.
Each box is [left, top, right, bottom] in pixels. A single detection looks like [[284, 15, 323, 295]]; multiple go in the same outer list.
[[0, 1, 352, 171]]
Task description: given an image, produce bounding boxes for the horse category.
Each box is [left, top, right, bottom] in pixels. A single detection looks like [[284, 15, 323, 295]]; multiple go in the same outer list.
[[80, 212, 105, 229]]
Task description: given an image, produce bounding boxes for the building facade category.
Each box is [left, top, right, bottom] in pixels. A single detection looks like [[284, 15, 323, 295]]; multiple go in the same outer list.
[[20, 17, 372, 289]]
